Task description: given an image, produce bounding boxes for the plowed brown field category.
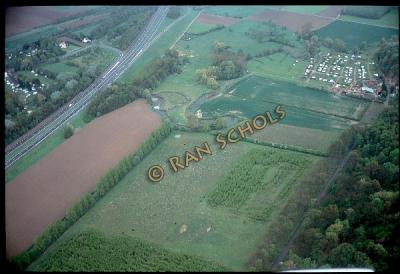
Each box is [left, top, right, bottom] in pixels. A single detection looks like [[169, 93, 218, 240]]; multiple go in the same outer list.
[[5, 6, 90, 37], [6, 100, 161, 258], [197, 13, 240, 26], [248, 6, 344, 32]]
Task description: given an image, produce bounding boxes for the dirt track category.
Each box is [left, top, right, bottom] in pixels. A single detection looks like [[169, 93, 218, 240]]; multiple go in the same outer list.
[[6, 100, 161, 258]]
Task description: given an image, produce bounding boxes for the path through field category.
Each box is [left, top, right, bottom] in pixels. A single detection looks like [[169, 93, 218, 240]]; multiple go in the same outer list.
[[272, 145, 356, 269]]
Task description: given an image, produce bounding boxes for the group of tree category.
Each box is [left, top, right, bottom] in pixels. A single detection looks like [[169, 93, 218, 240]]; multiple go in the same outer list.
[[11, 122, 173, 270], [374, 36, 399, 80], [5, 66, 98, 145], [166, 6, 181, 19], [6, 47, 129, 146], [246, 23, 295, 47], [195, 41, 247, 89], [63, 123, 75, 139], [88, 6, 155, 50], [321, 36, 347, 53], [195, 66, 219, 89], [252, 47, 283, 59], [280, 100, 399, 271], [6, 37, 65, 71]]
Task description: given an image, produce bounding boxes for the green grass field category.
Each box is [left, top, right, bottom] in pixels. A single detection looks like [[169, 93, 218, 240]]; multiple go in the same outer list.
[[41, 62, 79, 74], [248, 123, 341, 154], [153, 18, 302, 124], [339, 7, 399, 28], [315, 20, 398, 48], [202, 6, 271, 17], [41, 47, 118, 74], [70, 47, 118, 70], [202, 74, 369, 121], [16, 71, 54, 86], [187, 22, 219, 34], [5, 110, 88, 183], [248, 52, 308, 85], [280, 5, 329, 14], [71, 23, 100, 36], [155, 91, 190, 111], [28, 131, 321, 271]]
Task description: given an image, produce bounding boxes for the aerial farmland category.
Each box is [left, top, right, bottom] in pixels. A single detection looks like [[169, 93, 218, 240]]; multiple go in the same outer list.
[[4, 5, 399, 272]]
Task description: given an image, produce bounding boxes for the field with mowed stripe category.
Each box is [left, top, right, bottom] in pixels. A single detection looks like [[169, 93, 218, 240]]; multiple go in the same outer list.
[[28, 131, 321, 271]]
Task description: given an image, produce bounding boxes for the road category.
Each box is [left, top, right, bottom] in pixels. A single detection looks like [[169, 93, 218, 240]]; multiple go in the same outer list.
[[5, 6, 171, 169], [272, 144, 356, 270]]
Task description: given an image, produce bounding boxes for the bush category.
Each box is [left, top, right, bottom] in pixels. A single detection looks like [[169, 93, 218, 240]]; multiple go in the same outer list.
[[63, 123, 74, 139]]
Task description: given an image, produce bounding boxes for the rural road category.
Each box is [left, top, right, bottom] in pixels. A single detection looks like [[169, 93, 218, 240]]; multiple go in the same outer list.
[[5, 6, 172, 169], [272, 144, 356, 270]]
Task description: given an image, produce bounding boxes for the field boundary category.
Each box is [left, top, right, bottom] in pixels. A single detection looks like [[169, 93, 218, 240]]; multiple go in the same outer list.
[[170, 10, 202, 49], [11, 122, 173, 270]]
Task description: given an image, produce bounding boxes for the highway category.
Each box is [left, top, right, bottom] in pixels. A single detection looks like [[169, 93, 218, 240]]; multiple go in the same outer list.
[[5, 6, 170, 169]]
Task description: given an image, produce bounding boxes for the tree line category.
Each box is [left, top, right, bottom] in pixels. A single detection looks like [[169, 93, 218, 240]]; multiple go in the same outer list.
[[247, 125, 359, 271], [10, 122, 173, 270], [279, 100, 399, 271], [374, 36, 399, 80]]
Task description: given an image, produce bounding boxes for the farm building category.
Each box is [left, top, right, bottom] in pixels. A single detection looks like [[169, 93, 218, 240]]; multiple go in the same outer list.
[[59, 41, 67, 49], [361, 86, 374, 93]]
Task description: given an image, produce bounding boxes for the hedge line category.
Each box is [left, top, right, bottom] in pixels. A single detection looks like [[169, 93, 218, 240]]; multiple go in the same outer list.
[[10, 122, 173, 270], [243, 137, 328, 157]]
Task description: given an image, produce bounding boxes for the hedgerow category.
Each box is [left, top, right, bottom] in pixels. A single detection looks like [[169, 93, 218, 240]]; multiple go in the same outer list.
[[11, 122, 172, 270]]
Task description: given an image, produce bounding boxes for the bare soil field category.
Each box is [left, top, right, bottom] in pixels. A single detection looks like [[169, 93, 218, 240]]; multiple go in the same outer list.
[[317, 6, 344, 18], [63, 14, 107, 30], [197, 13, 240, 26], [5, 6, 89, 37], [5, 100, 161, 258], [248, 8, 341, 32]]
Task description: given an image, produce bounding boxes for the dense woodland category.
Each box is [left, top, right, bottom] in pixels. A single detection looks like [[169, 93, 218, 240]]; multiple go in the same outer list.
[[5, 46, 109, 145], [166, 6, 181, 19], [89, 6, 156, 50], [374, 36, 399, 81], [280, 99, 399, 271]]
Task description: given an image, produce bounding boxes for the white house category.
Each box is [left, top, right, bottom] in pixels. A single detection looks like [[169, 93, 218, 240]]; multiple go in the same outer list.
[[82, 37, 92, 43], [362, 86, 374, 93], [59, 41, 67, 49], [196, 109, 203, 119]]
